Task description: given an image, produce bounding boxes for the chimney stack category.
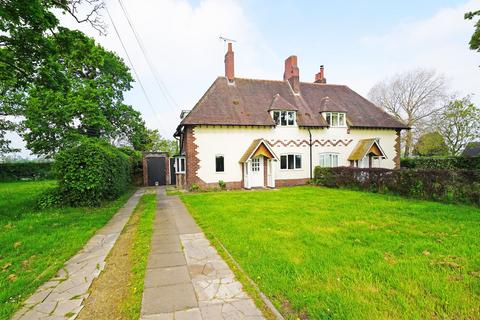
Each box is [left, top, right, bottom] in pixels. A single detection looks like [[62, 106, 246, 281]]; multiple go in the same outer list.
[[314, 65, 326, 84], [224, 42, 234, 82], [283, 55, 300, 93]]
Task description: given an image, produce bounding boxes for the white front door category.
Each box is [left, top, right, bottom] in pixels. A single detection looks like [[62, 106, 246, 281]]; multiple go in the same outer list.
[[250, 156, 264, 187]]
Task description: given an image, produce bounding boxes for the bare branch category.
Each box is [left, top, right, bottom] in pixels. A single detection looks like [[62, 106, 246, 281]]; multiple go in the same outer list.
[[368, 68, 448, 156], [51, 0, 107, 35]]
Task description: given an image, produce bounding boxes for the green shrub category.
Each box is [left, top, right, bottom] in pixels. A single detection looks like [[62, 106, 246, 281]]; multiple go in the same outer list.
[[218, 180, 226, 190], [401, 156, 480, 170], [313, 166, 480, 206], [189, 183, 200, 192], [0, 162, 54, 181], [313, 167, 336, 187], [37, 187, 63, 209], [54, 138, 132, 206]]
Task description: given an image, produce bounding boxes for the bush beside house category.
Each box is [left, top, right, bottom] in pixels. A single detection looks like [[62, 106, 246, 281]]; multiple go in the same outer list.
[[314, 166, 479, 206], [53, 139, 132, 207]]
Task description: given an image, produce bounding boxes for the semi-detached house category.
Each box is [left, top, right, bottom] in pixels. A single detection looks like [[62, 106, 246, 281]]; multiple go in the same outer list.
[[173, 43, 408, 189]]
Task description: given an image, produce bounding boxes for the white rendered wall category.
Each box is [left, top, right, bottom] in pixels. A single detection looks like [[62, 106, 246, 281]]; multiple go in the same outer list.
[[193, 125, 397, 184]]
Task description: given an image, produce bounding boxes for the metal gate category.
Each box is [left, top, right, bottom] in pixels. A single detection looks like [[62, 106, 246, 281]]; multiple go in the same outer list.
[[147, 157, 166, 186]]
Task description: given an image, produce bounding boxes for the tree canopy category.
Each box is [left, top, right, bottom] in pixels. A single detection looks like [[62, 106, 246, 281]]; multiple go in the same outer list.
[[145, 129, 178, 156], [465, 10, 480, 52], [434, 96, 480, 156], [368, 69, 447, 157], [413, 132, 448, 157], [0, 0, 149, 156]]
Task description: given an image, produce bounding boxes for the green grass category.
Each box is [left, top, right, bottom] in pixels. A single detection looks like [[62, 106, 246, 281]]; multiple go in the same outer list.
[[121, 192, 157, 319], [0, 180, 135, 319], [180, 186, 480, 319]]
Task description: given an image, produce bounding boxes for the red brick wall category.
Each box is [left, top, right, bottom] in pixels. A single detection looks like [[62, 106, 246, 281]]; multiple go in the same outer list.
[[275, 178, 310, 187], [184, 126, 203, 188]]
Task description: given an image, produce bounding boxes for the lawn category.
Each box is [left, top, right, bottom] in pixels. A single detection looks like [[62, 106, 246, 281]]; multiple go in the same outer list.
[[180, 186, 480, 319], [0, 180, 135, 319]]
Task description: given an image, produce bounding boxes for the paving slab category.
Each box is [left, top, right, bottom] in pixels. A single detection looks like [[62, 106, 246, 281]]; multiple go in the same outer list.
[[141, 188, 264, 320], [142, 283, 198, 314], [144, 266, 190, 288], [13, 189, 144, 320]]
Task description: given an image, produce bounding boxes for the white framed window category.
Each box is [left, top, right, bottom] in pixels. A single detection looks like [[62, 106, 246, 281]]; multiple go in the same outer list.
[[175, 156, 186, 173], [324, 112, 346, 127], [319, 153, 339, 167], [251, 158, 260, 172], [280, 154, 302, 170], [215, 155, 224, 172], [272, 110, 296, 126]]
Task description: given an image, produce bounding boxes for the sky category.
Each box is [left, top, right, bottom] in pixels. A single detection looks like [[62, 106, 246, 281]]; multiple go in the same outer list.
[[7, 0, 480, 158]]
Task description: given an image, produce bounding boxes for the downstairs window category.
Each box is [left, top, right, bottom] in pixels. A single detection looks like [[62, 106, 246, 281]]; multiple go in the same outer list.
[[280, 154, 302, 170]]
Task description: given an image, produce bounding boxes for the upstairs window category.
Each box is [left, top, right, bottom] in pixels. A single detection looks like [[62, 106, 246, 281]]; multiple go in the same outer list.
[[272, 111, 296, 126], [324, 112, 346, 127], [175, 156, 186, 173], [280, 154, 302, 170], [215, 155, 224, 172], [319, 153, 339, 167]]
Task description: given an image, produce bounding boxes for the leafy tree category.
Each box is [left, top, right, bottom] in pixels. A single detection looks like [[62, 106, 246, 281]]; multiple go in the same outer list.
[[145, 129, 178, 156], [1, 0, 149, 156], [465, 10, 480, 52], [434, 96, 480, 156], [0, 116, 19, 155], [368, 69, 447, 157], [413, 132, 448, 157]]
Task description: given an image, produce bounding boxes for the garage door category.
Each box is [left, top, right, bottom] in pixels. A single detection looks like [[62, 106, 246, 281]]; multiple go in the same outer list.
[[147, 157, 166, 186]]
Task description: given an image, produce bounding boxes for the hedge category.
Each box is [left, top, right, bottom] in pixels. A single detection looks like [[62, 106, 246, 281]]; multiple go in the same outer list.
[[54, 139, 132, 206], [314, 166, 480, 206], [401, 156, 480, 170], [118, 146, 143, 186], [0, 162, 54, 181]]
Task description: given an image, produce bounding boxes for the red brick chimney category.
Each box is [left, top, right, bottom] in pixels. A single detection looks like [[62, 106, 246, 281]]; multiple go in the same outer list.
[[314, 65, 327, 84], [283, 55, 300, 93], [224, 42, 234, 82]]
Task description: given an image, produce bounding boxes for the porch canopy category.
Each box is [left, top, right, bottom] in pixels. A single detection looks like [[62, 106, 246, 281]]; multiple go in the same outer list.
[[348, 138, 387, 161], [239, 139, 278, 163], [240, 139, 278, 189]]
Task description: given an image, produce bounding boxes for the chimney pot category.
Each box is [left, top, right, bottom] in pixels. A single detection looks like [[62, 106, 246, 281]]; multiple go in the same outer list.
[[283, 55, 300, 93], [224, 42, 234, 82], [314, 65, 327, 84]]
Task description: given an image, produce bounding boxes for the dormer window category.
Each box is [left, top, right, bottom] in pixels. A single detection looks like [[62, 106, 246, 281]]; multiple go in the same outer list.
[[272, 110, 296, 126], [324, 112, 346, 127]]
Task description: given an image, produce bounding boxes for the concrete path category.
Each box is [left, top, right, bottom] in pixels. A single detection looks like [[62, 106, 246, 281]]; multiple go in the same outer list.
[[141, 188, 264, 320], [12, 189, 144, 320]]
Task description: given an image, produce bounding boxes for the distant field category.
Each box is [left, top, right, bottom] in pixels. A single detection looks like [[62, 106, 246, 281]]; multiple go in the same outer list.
[[0, 180, 134, 319], [181, 186, 480, 319]]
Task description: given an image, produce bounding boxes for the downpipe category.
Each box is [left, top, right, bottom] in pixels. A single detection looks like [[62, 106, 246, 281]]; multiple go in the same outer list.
[[308, 128, 313, 180]]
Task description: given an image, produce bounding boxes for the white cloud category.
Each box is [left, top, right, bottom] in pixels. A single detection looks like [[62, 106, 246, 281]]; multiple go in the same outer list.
[[59, 0, 276, 136], [354, 0, 480, 102]]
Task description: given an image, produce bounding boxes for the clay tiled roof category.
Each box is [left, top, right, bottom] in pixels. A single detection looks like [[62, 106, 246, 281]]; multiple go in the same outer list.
[[268, 94, 298, 111], [348, 139, 387, 161], [180, 77, 408, 129]]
